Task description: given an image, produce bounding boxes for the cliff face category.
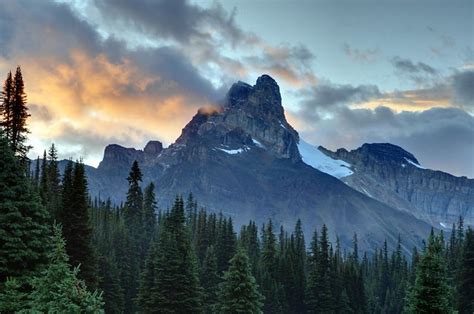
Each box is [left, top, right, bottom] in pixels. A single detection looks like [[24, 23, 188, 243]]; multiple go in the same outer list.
[[320, 143, 474, 227], [82, 75, 434, 253]]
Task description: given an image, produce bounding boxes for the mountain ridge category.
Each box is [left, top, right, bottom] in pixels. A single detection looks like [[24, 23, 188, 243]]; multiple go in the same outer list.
[[64, 74, 443, 253]]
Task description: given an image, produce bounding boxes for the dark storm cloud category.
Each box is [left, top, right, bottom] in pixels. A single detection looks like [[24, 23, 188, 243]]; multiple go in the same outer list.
[[0, 0, 221, 103], [300, 106, 474, 177], [452, 70, 474, 109], [391, 57, 438, 75], [296, 83, 381, 121], [93, 0, 244, 45]]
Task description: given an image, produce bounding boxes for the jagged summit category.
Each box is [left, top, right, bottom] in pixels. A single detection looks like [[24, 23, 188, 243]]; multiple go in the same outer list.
[[173, 75, 300, 161], [322, 142, 420, 166], [225, 74, 284, 121]]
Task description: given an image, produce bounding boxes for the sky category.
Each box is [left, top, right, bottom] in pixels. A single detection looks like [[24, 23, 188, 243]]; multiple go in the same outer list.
[[0, 0, 473, 177]]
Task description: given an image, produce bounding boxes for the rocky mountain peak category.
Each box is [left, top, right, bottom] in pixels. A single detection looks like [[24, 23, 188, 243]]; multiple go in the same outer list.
[[225, 74, 284, 121], [322, 143, 420, 167], [174, 75, 300, 161], [358, 143, 420, 165], [144, 141, 163, 155]]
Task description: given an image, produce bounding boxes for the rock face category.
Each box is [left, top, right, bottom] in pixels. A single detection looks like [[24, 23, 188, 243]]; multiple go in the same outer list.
[[85, 75, 435, 253], [320, 143, 474, 227]]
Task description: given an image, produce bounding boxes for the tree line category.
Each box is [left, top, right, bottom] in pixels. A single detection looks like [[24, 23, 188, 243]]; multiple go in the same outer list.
[[1, 68, 473, 313]]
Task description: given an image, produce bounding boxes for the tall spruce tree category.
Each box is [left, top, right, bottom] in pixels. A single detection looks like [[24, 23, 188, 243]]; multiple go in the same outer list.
[[201, 245, 220, 313], [306, 224, 333, 313], [46, 143, 61, 218], [143, 182, 157, 242], [406, 230, 451, 313], [60, 160, 98, 289], [458, 227, 474, 313], [10, 67, 31, 158], [217, 247, 264, 314], [260, 219, 283, 313], [0, 132, 50, 282], [142, 196, 202, 311], [26, 225, 103, 312], [1, 71, 13, 140], [122, 160, 144, 312]]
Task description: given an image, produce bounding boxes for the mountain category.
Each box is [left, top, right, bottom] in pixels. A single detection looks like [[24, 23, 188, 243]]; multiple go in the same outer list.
[[318, 143, 474, 228], [81, 74, 435, 253]]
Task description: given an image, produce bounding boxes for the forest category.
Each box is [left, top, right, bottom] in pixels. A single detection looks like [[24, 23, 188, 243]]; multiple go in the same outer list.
[[1, 68, 473, 313]]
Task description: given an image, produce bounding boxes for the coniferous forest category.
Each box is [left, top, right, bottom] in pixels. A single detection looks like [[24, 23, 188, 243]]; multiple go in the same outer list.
[[1, 69, 473, 313]]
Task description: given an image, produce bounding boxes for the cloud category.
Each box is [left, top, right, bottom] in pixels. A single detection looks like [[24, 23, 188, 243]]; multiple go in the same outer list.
[[292, 67, 474, 177], [391, 57, 437, 75], [342, 43, 379, 63], [89, 0, 245, 46], [245, 44, 317, 87], [295, 82, 381, 122], [452, 70, 474, 110]]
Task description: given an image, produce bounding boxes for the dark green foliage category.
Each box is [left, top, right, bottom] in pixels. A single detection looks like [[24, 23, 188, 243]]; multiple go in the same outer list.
[[8, 67, 31, 158], [306, 224, 333, 313], [406, 230, 452, 313], [0, 277, 27, 312], [26, 225, 103, 312], [200, 245, 220, 313], [216, 216, 237, 274], [98, 255, 123, 313], [458, 227, 474, 313], [137, 196, 203, 312], [143, 182, 157, 242], [46, 143, 62, 218], [60, 160, 98, 288], [122, 160, 145, 312], [0, 71, 13, 139], [217, 247, 264, 313], [0, 133, 50, 282]]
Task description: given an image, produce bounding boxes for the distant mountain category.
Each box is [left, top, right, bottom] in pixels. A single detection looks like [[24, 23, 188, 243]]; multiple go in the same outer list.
[[79, 74, 436, 253], [318, 143, 474, 229]]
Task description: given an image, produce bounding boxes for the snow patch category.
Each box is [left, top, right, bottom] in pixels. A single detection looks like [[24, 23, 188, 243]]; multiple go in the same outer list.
[[252, 138, 265, 148], [218, 148, 245, 155], [279, 121, 287, 130], [439, 222, 448, 229], [404, 157, 426, 169], [361, 187, 373, 198], [298, 140, 353, 179]]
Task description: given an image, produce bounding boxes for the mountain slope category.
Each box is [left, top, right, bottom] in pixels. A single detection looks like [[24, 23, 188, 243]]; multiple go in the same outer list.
[[318, 143, 474, 228], [81, 75, 434, 253]]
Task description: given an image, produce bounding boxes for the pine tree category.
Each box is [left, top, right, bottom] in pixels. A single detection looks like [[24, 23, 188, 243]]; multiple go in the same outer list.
[[143, 182, 157, 242], [291, 219, 306, 313], [60, 161, 98, 288], [39, 149, 48, 205], [10, 66, 31, 158], [217, 247, 264, 313], [0, 71, 13, 139], [201, 245, 220, 313], [98, 255, 124, 314], [0, 132, 50, 282], [145, 196, 203, 311], [216, 217, 237, 274], [306, 224, 333, 313], [406, 230, 451, 313], [46, 143, 61, 218], [124, 160, 143, 228], [136, 238, 159, 313], [260, 219, 283, 312], [458, 227, 474, 313], [0, 277, 27, 312], [27, 225, 103, 312]]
